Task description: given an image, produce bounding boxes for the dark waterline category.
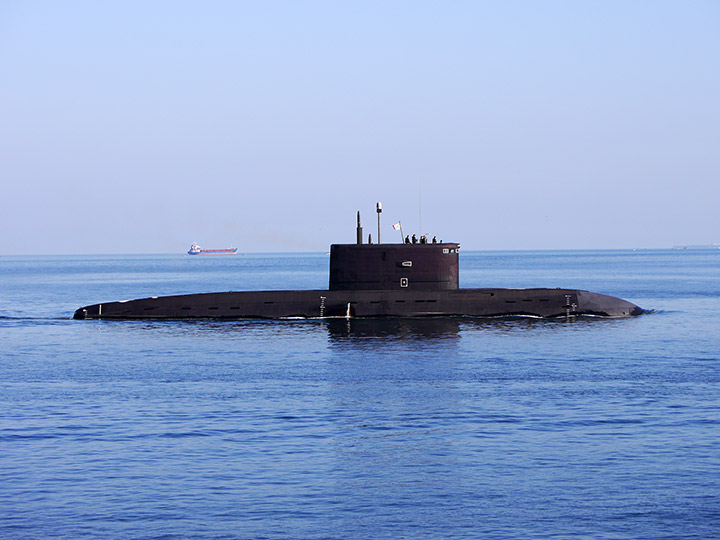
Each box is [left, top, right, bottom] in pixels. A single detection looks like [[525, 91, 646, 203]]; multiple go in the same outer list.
[[1, 250, 719, 539]]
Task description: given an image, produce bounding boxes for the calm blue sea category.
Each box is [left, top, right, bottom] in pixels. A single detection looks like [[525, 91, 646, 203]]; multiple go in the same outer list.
[[1, 249, 719, 540]]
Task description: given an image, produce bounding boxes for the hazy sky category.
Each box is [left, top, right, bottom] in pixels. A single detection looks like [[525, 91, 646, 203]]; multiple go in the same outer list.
[[2, 1, 719, 254]]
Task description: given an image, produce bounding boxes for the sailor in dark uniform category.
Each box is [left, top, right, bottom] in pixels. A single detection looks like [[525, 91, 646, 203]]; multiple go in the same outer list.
[[411, 234, 417, 244]]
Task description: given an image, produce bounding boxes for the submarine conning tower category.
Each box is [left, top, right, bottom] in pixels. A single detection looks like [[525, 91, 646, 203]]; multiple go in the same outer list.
[[329, 207, 459, 291]]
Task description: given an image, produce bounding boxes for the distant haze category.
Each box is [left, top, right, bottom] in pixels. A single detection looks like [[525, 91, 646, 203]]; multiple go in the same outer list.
[[2, 1, 719, 254]]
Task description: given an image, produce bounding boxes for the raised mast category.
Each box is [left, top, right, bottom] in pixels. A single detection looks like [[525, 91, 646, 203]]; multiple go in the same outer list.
[[376, 202, 382, 244]]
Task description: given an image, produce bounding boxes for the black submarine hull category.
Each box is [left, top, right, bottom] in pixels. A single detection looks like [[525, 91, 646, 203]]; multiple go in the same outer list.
[[73, 288, 642, 320]]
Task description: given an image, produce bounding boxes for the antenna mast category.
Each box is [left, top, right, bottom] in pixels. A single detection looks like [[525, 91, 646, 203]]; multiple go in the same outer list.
[[376, 202, 383, 244]]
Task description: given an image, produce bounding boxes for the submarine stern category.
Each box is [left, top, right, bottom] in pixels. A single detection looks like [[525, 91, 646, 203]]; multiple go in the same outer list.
[[74, 304, 99, 319]]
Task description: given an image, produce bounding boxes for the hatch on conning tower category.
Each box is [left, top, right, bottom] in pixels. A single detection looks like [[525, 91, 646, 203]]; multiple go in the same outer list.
[[328, 207, 459, 291]]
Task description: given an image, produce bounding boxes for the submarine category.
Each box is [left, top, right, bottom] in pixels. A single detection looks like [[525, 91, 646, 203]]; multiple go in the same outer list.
[[74, 204, 643, 320]]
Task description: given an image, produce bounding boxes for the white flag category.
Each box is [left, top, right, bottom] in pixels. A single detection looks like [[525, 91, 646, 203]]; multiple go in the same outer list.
[[392, 222, 401, 230]]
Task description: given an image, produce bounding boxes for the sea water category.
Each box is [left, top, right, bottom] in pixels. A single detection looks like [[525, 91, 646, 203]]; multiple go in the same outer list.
[[1, 250, 719, 540]]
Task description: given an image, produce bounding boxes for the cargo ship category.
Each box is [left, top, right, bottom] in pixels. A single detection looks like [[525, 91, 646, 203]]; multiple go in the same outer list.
[[74, 205, 643, 320], [188, 243, 238, 255]]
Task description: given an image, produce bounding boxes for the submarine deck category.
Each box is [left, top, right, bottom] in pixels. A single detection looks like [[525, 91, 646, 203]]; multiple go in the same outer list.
[[74, 288, 642, 320]]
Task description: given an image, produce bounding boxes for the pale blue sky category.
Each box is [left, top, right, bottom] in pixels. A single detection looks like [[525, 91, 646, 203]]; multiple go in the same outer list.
[[2, 1, 719, 254]]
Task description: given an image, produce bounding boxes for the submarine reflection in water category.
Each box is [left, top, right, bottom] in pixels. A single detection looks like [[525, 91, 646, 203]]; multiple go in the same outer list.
[[323, 315, 628, 343], [324, 317, 462, 341], [74, 205, 644, 321]]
